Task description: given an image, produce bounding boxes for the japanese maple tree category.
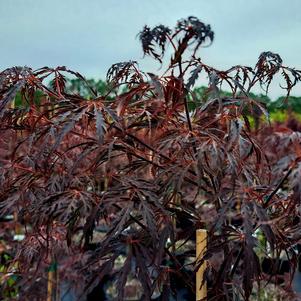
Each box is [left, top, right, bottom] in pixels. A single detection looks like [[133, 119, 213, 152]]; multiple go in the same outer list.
[[1, 16, 301, 300]]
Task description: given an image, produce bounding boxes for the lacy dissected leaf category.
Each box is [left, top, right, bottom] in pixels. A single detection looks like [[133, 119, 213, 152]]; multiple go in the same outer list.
[[106, 61, 144, 85], [176, 16, 214, 49], [94, 105, 106, 144], [139, 25, 171, 62]]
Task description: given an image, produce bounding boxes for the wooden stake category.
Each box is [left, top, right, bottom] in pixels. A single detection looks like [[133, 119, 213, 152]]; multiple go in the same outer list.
[[47, 269, 54, 301], [47, 261, 57, 301], [196, 229, 207, 301]]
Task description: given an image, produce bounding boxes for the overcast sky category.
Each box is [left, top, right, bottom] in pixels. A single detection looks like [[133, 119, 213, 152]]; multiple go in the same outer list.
[[1, 0, 301, 98]]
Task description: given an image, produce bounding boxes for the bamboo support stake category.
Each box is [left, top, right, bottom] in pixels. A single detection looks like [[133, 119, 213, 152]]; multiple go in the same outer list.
[[196, 229, 207, 301], [47, 269, 54, 301], [47, 261, 58, 301], [55, 269, 60, 301]]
